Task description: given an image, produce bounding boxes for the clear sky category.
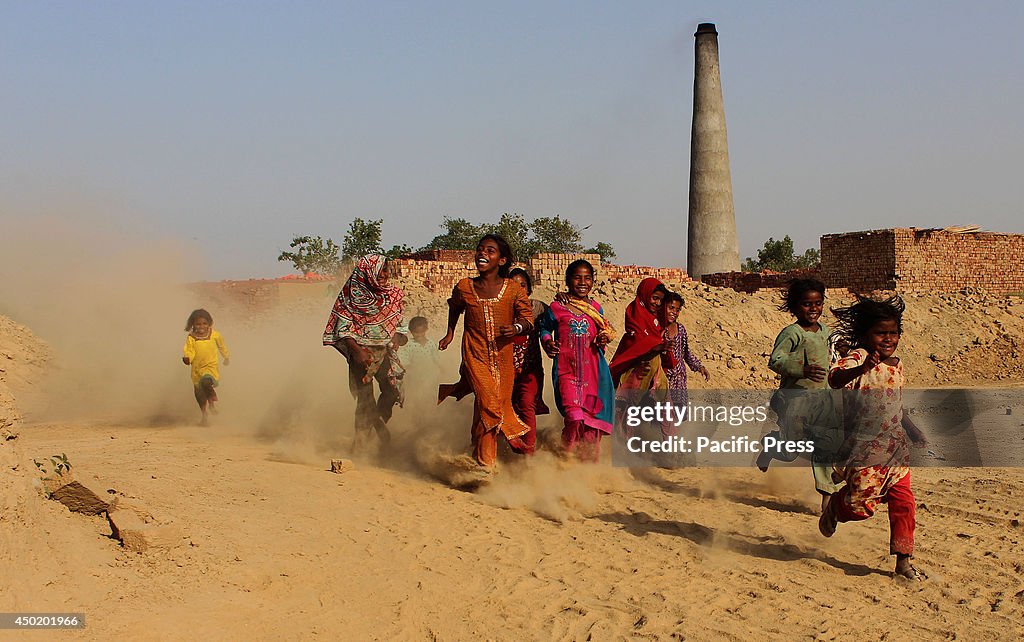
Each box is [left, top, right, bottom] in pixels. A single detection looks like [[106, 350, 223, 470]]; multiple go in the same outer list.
[[3, 1, 1022, 279]]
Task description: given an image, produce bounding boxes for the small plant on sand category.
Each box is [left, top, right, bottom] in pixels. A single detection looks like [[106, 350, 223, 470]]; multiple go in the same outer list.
[[33, 453, 72, 478]]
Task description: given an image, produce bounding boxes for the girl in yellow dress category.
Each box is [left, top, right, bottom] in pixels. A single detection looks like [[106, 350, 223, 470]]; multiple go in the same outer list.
[[182, 309, 230, 425]]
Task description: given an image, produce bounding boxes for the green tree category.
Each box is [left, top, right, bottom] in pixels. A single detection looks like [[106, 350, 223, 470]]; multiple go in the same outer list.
[[491, 212, 538, 262], [384, 244, 414, 259], [277, 235, 344, 276], [742, 235, 820, 272], [342, 218, 383, 261], [420, 213, 614, 262], [530, 216, 584, 254], [585, 241, 617, 263], [422, 216, 487, 251]]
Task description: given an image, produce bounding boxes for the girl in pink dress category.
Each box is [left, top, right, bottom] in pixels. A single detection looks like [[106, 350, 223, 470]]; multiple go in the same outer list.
[[539, 259, 616, 462]]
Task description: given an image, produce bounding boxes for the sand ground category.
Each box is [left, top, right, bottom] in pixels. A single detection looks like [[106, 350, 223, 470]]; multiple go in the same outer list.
[[2, 278, 1024, 640], [4, 416, 1022, 641]]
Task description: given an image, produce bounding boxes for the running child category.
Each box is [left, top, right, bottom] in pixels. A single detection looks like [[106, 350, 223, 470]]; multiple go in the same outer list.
[[819, 295, 928, 580], [609, 278, 673, 432], [400, 315, 440, 409], [758, 279, 844, 504], [438, 234, 535, 468], [508, 268, 550, 455], [182, 308, 230, 426], [660, 291, 710, 437], [539, 259, 616, 462], [402, 316, 439, 372]]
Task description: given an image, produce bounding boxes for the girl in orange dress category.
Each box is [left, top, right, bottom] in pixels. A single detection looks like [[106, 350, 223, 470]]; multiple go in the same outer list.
[[438, 234, 535, 467]]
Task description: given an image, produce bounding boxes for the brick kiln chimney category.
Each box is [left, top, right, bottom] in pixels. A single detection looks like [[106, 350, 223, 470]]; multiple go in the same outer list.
[[687, 22, 740, 278]]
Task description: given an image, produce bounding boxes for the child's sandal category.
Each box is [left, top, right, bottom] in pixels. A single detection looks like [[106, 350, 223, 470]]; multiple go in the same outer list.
[[896, 565, 925, 582]]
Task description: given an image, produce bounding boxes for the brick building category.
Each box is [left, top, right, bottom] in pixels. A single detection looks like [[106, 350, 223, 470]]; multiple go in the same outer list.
[[820, 227, 1024, 294]]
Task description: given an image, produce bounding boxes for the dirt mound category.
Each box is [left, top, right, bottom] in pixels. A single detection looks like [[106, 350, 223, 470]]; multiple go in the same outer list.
[[0, 315, 52, 431], [0, 315, 56, 605], [396, 276, 1024, 389]]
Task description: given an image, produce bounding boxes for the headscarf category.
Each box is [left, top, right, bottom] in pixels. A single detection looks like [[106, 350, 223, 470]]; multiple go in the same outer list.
[[609, 278, 665, 384], [322, 255, 404, 347]]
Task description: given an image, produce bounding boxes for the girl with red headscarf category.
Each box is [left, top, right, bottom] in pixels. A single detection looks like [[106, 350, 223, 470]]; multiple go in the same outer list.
[[609, 278, 674, 429]]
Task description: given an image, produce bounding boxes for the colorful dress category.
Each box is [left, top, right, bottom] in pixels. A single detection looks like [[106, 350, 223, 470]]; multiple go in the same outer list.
[[539, 299, 615, 457], [323, 255, 406, 444], [662, 322, 704, 437], [663, 321, 704, 407], [610, 278, 671, 424], [826, 348, 915, 555], [439, 277, 534, 467], [609, 278, 669, 388]]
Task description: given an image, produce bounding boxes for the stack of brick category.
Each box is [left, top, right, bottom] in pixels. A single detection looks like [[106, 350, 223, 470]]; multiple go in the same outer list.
[[603, 265, 688, 284], [528, 253, 604, 290], [391, 258, 477, 294], [701, 268, 822, 294], [822, 228, 1024, 295], [401, 249, 476, 263]]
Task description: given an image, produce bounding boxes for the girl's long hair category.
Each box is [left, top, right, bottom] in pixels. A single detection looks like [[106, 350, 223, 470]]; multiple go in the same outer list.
[[830, 295, 905, 351]]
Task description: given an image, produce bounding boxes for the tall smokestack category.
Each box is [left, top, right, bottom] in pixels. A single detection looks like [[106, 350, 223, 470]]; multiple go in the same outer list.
[[687, 22, 740, 278]]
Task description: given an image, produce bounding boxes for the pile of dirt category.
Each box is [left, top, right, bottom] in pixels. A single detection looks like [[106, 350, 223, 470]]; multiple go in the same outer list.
[[0, 315, 52, 432], [0, 315, 56, 606], [398, 276, 1024, 389]]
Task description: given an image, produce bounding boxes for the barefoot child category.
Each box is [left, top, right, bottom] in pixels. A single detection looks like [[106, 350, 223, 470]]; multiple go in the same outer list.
[[182, 309, 229, 426], [819, 295, 928, 580], [508, 268, 550, 455], [758, 279, 844, 503], [539, 259, 616, 462], [438, 234, 534, 468]]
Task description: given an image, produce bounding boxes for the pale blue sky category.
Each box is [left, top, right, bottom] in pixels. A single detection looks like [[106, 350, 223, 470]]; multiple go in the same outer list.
[[2, 1, 1022, 279]]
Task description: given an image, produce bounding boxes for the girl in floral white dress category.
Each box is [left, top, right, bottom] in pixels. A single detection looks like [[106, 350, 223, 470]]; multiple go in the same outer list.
[[820, 295, 928, 580]]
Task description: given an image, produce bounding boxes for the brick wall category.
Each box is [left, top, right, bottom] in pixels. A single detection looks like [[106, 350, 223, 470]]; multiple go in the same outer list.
[[527, 253, 603, 290], [820, 229, 897, 292], [391, 257, 477, 294], [402, 249, 476, 263], [701, 268, 822, 294], [391, 252, 689, 294], [821, 228, 1024, 294]]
